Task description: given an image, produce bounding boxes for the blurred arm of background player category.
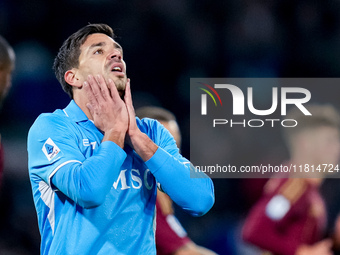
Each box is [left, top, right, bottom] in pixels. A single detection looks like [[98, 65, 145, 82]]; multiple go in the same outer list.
[[0, 35, 14, 108], [136, 106, 217, 255], [0, 34, 15, 188]]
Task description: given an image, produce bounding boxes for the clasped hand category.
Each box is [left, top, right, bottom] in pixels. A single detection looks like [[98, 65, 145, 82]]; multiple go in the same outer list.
[[83, 74, 138, 148]]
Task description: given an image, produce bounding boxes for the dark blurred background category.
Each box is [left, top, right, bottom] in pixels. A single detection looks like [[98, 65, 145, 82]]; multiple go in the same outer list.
[[2, 0, 340, 254]]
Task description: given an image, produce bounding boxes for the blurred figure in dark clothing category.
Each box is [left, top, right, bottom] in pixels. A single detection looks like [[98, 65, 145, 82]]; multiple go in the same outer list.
[[0, 35, 15, 188]]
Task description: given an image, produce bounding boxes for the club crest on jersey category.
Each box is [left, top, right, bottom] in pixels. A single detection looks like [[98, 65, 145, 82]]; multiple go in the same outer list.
[[42, 138, 61, 161]]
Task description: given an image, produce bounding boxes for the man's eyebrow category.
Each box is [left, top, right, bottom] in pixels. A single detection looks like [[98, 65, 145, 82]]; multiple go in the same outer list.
[[89, 42, 106, 49], [89, 41, 122, 50]]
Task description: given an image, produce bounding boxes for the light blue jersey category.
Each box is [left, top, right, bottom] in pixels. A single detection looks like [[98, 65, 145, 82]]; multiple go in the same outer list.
[[28, 100, 214, 255]]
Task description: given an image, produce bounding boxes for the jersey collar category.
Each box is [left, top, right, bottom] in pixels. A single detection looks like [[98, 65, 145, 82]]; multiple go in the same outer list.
[[63, 100, 89, 122]]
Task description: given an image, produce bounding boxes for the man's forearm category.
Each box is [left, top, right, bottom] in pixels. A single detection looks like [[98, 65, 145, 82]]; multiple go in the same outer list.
[[128, 131, 158, 161], [145, 148, 215, 216], [51, 141, 127, 208]]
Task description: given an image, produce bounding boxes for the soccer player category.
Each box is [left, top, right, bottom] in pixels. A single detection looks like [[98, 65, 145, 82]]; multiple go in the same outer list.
[[136, 106, 217, 255], [27, 24, 214, 255], [0, 35, 15, 188], [242, 104, 340, 255]]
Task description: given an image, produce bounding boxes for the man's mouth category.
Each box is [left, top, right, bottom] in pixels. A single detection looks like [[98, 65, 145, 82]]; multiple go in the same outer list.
[[112, 66, 122, 72], [110, 62, 125, 75]]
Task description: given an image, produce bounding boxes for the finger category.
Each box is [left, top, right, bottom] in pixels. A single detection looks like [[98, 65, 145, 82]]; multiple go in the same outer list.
[[124, 79, 136, 123], [88, 75, 104, 102], [83, 80, 97, 106], [107, 78, 121, 101], [124, 79, 133, 106], [95, 74, 111, 101]]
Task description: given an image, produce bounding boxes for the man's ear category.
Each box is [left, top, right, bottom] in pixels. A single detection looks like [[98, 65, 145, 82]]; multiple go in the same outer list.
[[64, 69, 82, 88]]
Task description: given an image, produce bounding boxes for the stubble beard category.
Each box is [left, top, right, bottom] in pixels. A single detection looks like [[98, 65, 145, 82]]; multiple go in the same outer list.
[[114, 77, 127, 99]]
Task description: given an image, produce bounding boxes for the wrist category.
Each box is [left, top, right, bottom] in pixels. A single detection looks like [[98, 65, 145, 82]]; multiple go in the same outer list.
[[127, 127, 141, 141], [103, 128, 126, 148], [129, 132, 158, 161]]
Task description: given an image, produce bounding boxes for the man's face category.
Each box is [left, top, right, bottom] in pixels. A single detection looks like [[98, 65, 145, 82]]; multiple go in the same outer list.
[[76, 33, 127, 96], [303, 126, 340, 165]]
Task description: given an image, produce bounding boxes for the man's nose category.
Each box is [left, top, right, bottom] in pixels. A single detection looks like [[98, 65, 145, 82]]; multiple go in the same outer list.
[[108, 49, 122, 61]]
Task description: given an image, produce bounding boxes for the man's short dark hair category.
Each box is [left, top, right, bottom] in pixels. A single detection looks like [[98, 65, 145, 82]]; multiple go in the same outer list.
[[0, 35, 15, 71], [136, 106, 176, 122], [53, 23, 114, 98]]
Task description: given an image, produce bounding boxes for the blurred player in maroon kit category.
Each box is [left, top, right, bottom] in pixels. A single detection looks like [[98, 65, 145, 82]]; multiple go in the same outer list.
[[136, 106, 217, 255], [242, 104, 340, 255], [0, 35, 15, 188]]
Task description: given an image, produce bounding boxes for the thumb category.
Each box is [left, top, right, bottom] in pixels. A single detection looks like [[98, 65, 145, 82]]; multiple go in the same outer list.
[[124, 79, 132, 106]]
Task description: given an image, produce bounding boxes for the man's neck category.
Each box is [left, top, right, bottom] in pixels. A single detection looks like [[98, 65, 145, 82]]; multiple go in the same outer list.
[[73, 94, 93, 121]]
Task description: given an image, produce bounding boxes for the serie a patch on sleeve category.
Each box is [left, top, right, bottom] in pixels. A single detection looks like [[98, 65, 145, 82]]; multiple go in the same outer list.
[[42, 138, 62, 162], [265, 195, 291, 221]]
